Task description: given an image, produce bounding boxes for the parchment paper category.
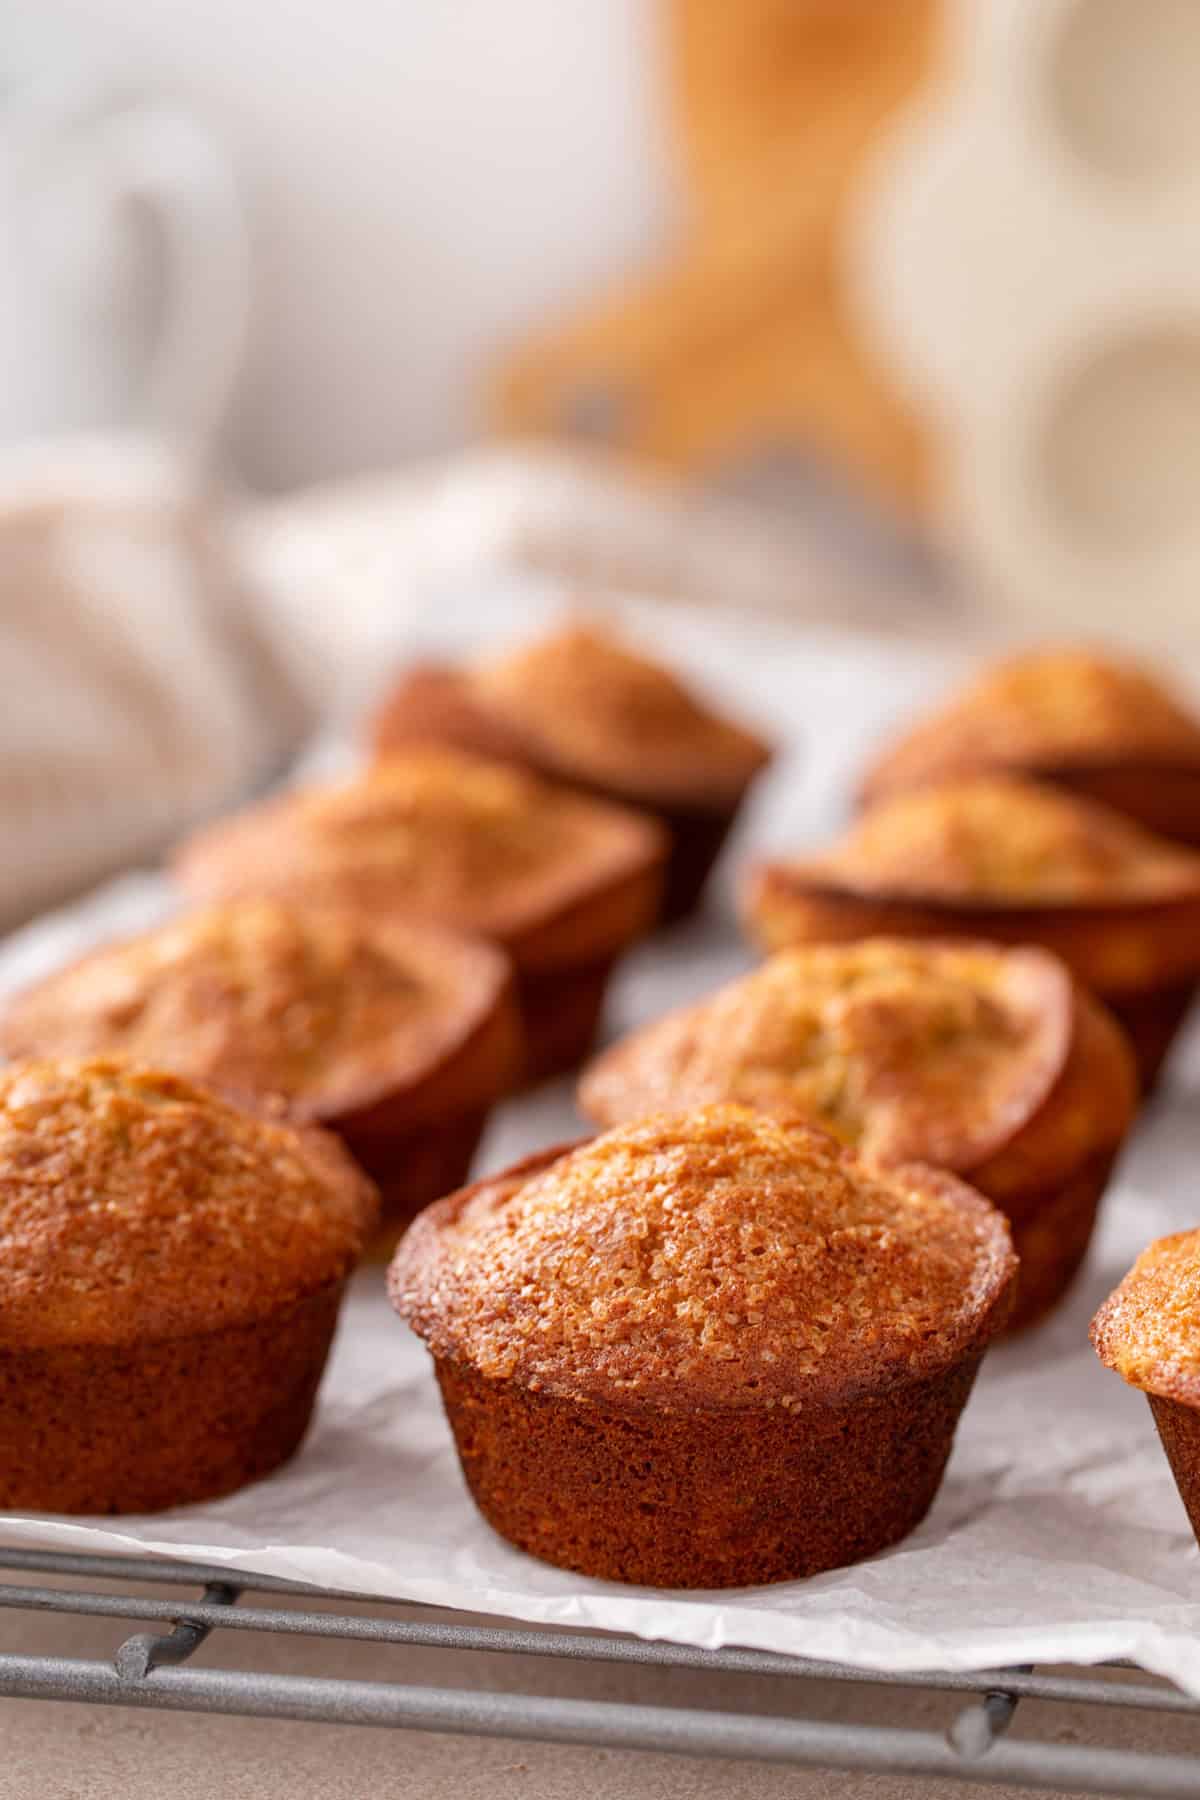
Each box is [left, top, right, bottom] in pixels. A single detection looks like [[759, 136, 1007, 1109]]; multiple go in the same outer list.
[[5, 602, 1200, 1693]]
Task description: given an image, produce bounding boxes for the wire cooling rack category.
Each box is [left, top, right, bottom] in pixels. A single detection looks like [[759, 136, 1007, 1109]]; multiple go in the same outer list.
[[0, 1546, 1197, 1796]]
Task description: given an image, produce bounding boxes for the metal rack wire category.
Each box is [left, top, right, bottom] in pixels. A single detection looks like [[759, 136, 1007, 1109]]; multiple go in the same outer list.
[[0, 1546, 1196, 1796]]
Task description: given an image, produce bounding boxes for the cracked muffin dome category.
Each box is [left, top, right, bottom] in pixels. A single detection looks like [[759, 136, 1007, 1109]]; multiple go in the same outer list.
[[1091, 1232, 1200, 1407], [173, 747, 665, 958], [581, 940, 1077, 1171], [800, 778, 1200, 906], [0, 1054, 378, 1349], [373, 621, 772, 809], [0, 900, 515, 1127], [391, 1105, 1016, 1411], [862, 646, 1200, 808]]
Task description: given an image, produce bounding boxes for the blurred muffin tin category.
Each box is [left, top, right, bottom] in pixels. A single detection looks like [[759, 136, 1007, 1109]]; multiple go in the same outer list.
[[851, 0, 1200, 650]]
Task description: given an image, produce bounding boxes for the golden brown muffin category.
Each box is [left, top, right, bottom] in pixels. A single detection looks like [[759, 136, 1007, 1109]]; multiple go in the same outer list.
[[0, 900, 520, 1257], [390, 1105, 1016, 1587], [860, 646, 1200, 846], [581, 940, 1136, 1329], [172, 748, 667, 1084], [744, 777, 1200, 1089], [1091, 1232, 1200, 1548], [0, 1054, 378, 1514], [368, 622, 772, 921]]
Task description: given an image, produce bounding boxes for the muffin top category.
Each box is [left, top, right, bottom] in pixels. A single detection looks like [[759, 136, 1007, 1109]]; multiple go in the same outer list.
[[1, 901, 516, 1125], [465, 623, 772, 805], [789, 778, 1200, 908], [173, 748, 665, 953], [863, 646, 1200, 803], [0, 1056, 378, 1349], [581, 940, 1079, 1171], [391, 1105, 1015, 1411], [1091, 1231, 1200, 1406]]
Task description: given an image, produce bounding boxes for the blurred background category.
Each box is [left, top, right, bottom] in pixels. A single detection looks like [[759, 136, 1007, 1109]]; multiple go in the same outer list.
[[6, 0, 1200, 922]]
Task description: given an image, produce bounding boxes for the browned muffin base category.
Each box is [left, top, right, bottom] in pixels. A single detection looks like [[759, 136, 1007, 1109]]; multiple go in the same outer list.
[[518, 956, 620, 1086], [1106, 980, 1197, 1093], [351, 1109, 490, 1261], [435, 1353, 981, 1588], [1148, 1394, 1200, 1545], [1051, 763, 1200, 853], [0, 1286, 341, 1514], [995, 1148, 1116, 1333], [654, 799, 741, 923], [547, 778, 744, 923]]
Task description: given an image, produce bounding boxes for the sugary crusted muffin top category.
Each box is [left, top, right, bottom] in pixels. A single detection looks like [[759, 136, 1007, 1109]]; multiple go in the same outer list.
[[1, 901, 513, 1123], [1091, 1231, 1200, 1405], [864, 646, 1200, 801], [173, 748, 665, 950], [799, 778, 1200, 905], [0, 1056, 378, 1348], [580, 940, 1074, 1171], [467, 623, 772, 804], [391, 1105, 1015, 1410]]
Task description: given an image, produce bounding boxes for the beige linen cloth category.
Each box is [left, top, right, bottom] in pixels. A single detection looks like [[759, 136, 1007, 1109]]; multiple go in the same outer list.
[[0, 438, 314, 930]]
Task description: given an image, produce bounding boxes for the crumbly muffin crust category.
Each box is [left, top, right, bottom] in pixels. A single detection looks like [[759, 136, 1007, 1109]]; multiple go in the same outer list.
[[799, 778, 1200, 907], [1091, 1232, 1200, 1406], [1, 900, 514, 1125], [581, 940, 1075, 1171], [391, 1106, 1015, 1412], [0, 1055, 378, 1349], [864, 646, 1200, 803], [465, 622, 772, 806], [173, 748, 666, 958]]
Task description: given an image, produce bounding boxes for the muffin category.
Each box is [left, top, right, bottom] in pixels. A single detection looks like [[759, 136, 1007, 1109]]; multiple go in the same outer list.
[[1091, 1232, 1200, 1547], [390, 1105, 1016, 1588], [173, 748, 666, 1084], [0, 900, 520, 1256], [368, 622, 772, 921], [744, 776, 1200, 1089], [0, 1055, 378, 1514], [860, 645, 1200, 846], [581, 941, 1136, 1329]]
